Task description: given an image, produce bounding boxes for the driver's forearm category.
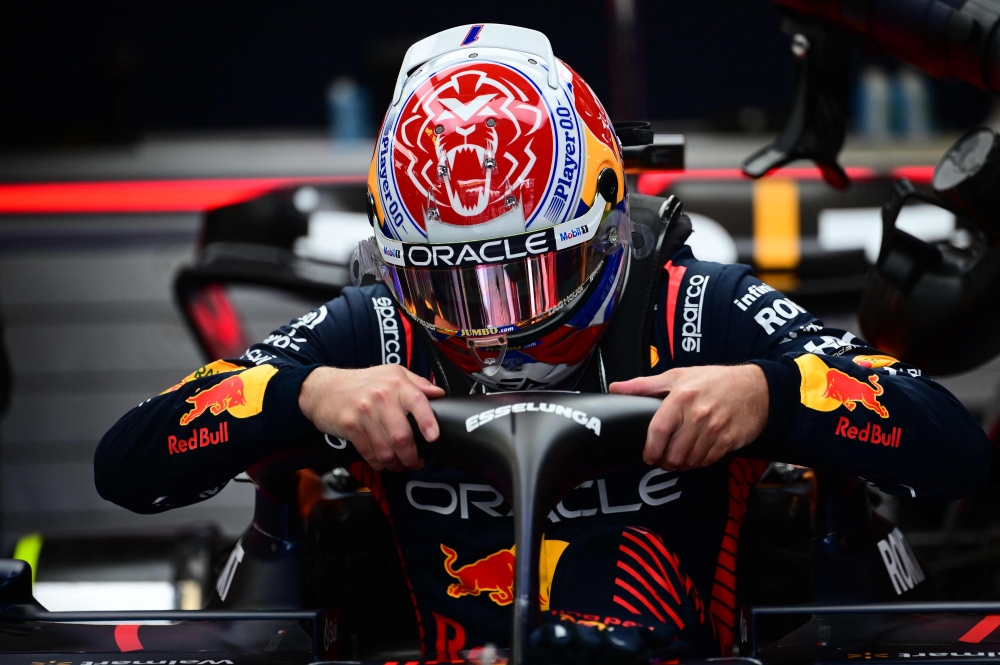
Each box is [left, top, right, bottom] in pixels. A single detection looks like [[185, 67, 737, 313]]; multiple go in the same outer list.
[[747, 353, 990, 501], [714, 270, 990, 501], [94, 362, 318, 513]]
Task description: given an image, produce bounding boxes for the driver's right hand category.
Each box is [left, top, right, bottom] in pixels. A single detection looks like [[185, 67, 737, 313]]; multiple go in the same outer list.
[[298, 365, 444, 472]]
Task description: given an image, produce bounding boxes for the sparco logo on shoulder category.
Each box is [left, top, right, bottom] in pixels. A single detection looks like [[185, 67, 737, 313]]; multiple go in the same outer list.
[[372, 297, 403, 365], [681, 274, 709, 353]]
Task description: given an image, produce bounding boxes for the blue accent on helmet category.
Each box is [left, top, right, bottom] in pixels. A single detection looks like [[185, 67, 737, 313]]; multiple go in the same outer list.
[[461, 25, 483, 45], [566, 247, 625, 328]]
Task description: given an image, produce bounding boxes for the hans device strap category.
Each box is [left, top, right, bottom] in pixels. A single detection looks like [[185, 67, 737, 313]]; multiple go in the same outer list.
[[597, 194, 690, 386], [410, 317, 472, 397]]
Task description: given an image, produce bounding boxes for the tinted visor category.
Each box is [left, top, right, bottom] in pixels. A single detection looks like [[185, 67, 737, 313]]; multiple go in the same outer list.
[[352, 198, 653, 337], [384, 240, 608, 335]]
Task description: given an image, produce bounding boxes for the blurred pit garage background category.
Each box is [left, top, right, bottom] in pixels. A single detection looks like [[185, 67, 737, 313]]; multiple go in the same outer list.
[[2, 0, 1000, 611]]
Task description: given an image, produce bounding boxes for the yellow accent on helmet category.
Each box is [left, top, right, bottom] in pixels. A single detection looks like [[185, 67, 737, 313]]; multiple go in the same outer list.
[[580, 122, 625, 209]]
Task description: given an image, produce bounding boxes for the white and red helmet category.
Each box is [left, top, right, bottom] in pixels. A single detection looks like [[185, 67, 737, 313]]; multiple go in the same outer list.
[[356, 23, 648, 390]]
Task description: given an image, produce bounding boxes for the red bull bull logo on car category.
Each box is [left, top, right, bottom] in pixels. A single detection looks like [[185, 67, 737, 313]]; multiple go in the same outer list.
[[441, 543, 515, 606], [440, 539, 568, 609]]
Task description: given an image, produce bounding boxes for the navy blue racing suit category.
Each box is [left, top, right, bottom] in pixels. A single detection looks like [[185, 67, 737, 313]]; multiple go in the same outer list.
[[95, 246, 991, 656]]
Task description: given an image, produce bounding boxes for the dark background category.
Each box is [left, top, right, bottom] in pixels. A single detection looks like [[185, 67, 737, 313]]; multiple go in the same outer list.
[[0, 0, 995, 145], [3, 0, 982, 148]]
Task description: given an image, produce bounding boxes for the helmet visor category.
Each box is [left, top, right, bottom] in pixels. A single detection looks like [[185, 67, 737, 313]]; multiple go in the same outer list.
[[384, 240, 607, 336], [352, 195, 652, 336]]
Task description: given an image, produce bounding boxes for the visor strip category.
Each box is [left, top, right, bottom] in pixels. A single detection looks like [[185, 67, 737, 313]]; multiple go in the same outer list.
[[375, 194, 608, 268]]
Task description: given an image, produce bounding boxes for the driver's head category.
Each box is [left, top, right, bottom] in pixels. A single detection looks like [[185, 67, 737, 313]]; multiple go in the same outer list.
[[358, 23, 638, 391]]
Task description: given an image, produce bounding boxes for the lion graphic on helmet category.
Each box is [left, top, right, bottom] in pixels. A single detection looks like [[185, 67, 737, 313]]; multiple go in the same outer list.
[[393, 62, 555, 228]]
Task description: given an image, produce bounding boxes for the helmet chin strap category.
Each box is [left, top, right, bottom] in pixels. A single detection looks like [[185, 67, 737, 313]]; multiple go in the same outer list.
[[466, 334, 508, 376]]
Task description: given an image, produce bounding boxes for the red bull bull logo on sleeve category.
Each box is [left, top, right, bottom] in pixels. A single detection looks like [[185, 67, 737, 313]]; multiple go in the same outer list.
[[795, 353, 890, 419], [795, 354, 902, 448], [176, 365, 278, 426], [823, 370, 888, 418], [180, 376, 247, 426]]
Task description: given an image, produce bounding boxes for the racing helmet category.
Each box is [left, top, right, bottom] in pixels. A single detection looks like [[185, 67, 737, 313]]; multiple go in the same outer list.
[[354, 23, 651, 390]]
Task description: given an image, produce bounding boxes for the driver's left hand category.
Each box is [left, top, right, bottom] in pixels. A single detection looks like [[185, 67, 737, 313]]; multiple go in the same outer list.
[[609, 364, 769, 471]]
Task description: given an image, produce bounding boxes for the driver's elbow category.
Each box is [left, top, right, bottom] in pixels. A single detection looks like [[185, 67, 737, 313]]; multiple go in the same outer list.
[[963, 432, 993, 495], [93, 447, 152, 514], [93, 458, 133, 511], [931, 427, 992, 500]]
